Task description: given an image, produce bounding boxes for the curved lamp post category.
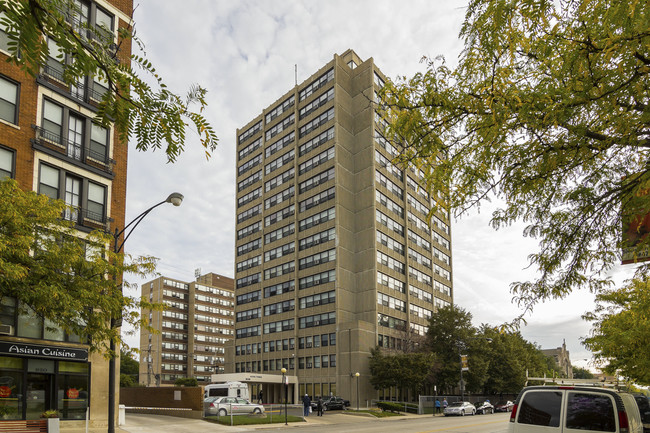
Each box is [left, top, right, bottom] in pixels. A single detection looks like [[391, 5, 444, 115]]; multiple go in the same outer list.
[[281, 367, 287, 425], [107, 193, 183, 433]]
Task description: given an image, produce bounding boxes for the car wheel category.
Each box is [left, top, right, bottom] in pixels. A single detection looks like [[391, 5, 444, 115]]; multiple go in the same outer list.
[[461, 410, 465, 416], [218, 408, 227, 417], [253, 408, 262, 414], [472, 410, 476, 415]]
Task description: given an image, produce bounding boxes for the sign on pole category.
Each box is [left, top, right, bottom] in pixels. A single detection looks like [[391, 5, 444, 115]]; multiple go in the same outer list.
[[461, 354, 469, 372]]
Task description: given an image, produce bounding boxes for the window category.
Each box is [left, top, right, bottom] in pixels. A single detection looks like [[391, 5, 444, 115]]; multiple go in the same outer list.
[[239, 137, 262, 160], [0, 11, 10, 52], [264, 223, 295, 244], [299, 228, 336, 251], [237, 238, 262, 256], [299, 127, 334, 156], [38, 163, 107, 225], [239, 120, 262, 143], [299, 187, 335, 212], [299, 207, 335, 232], [0, 76, 18, 124], [0, 147, 14, 179], [299, 312, 335, 329], [89, 123, 108, 161], [299, 167, 335, 194], [299, 88, 334, 119], [299, 249, 336, 270], [517, 391, 562, 427], [265, 132, 295, 158], [264, 281, 294, 298], [566, 392, 615, 431], [266, 96, 295, 123], [38, 99, 112, 166], [299, 69, 334, 101]]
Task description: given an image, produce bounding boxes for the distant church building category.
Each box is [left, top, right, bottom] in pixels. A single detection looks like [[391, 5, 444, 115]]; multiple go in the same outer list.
[[542, 340, 573, 378]]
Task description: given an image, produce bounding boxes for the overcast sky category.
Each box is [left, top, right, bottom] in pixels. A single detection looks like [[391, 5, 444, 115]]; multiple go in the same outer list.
[[120, 0, 637, 372]]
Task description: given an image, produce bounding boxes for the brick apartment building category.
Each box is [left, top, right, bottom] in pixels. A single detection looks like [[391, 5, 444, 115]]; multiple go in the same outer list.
[[0, 0, 133, 429]]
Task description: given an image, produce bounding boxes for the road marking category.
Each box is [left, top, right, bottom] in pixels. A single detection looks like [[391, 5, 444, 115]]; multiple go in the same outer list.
[[417, 419, 507, 433]]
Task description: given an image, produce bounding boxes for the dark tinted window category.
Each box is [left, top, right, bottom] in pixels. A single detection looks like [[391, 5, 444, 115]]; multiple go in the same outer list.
[[566, 392, 615, 432], [635, 395, 650, 423], [518, 391, 562, 427]]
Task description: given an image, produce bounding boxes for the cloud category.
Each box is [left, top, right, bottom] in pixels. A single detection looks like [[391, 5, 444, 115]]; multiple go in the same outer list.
[[120, 0, 625, 368]]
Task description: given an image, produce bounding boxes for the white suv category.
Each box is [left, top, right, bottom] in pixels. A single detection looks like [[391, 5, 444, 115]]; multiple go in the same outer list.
[[508, 386, 642, 433]]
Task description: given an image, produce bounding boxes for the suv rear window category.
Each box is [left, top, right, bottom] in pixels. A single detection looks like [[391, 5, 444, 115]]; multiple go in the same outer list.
[[566, 392, 615, 432], [518, 391, 562, 427]]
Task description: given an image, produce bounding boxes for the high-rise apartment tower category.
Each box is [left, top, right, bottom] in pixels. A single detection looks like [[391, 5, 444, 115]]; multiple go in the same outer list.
[[229, 50, 453, 404], [139, 273, 235, 386]]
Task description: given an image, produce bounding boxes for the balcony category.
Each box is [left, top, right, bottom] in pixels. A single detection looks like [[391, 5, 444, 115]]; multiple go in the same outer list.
[[32, 126, 114, 176], [39, 64, 109, 108], [63, 205, 109, 231]]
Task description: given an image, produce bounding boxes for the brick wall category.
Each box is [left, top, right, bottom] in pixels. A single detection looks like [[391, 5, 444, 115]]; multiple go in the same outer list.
[[119, 387, 204, 411]]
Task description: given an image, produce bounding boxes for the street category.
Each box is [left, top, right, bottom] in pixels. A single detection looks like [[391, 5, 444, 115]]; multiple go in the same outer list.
[[119, 411, 511, 433]]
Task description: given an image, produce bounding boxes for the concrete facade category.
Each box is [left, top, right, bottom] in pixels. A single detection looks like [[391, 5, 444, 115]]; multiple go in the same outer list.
[[139, 273, 235, 386], [229, 50, 453, 405], [0, 1, 133, 430]]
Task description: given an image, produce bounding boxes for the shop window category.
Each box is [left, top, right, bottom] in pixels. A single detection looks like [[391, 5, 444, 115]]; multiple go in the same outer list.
[[0, 357, 24, 420]]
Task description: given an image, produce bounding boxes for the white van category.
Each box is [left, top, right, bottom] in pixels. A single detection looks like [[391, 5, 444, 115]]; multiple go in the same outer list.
[[204, 381, 250, 400], [509, 386, 642, 433]]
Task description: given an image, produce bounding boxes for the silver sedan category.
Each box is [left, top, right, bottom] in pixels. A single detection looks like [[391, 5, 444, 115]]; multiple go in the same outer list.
[[204, 397, 265, 416], [444, 401, 477, 416]]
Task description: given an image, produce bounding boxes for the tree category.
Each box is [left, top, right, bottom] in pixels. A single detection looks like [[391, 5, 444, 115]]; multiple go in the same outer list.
[[1, 0, 217, 162], [582, 278, 650, 385], [368, 348, 437, 396], [425, 305, 477, 393], [572, 367, 595, 380], [0, 179, 160, 354], [478, 326, 560, 394], [381, 0, 650, 318], [174, 377, 198, 387], [120, 349, 139, 377], [119, 352, 140, 386]]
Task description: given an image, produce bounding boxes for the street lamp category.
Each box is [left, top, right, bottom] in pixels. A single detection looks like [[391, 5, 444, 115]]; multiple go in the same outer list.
[[355, 372, 360, 411], [107, 192, 183, 433], [281, 367, 287, 425]]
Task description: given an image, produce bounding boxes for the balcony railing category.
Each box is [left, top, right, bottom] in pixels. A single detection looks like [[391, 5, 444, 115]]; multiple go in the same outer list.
[[63, 205, 109, 230], [40, 64, 108, 105], [32, 126, 114, 175]]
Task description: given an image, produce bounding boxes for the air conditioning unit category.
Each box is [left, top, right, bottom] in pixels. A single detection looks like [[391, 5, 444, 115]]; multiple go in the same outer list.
[[0, 325, 13, 335]]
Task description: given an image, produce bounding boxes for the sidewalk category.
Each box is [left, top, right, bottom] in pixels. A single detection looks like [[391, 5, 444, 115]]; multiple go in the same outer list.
[[117, 410, 429, 432]]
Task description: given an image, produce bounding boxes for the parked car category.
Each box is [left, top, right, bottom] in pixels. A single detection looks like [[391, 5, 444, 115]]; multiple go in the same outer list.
[[633, 394, 650, 433], [444, 401, 476, 416], [312, 396, 350, 411], [204, 396, 264, 416], [508, 386, 642, 433], [474, 400, 494, 414], [495, 400, 514, 412]]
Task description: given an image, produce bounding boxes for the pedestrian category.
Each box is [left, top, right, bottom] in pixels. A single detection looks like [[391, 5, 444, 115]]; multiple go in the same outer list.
[[317, 397, 323, 416], [303, 393, 311, 417], [258, 389, 263, 404], [435, 399, 441, 414], [443, 398, 448, 411]]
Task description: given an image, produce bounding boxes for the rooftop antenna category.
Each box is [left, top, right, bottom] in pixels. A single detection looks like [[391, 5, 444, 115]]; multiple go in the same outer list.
[[195, 268, 201, 280]]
